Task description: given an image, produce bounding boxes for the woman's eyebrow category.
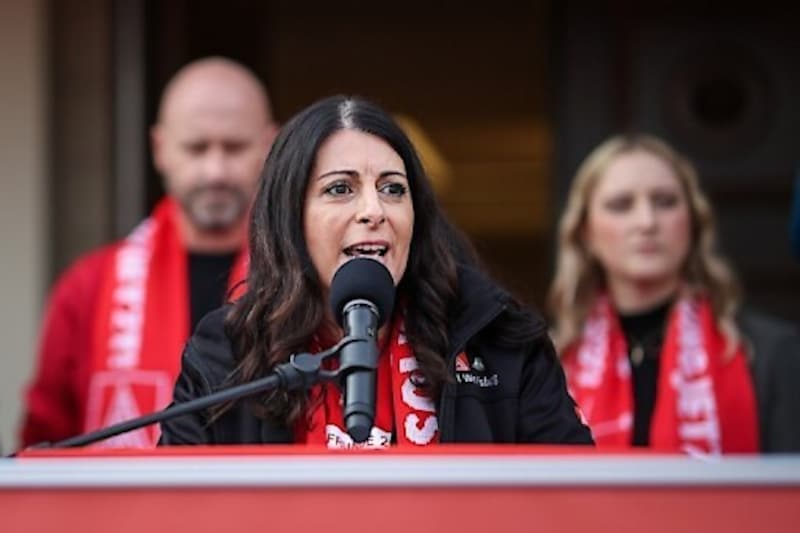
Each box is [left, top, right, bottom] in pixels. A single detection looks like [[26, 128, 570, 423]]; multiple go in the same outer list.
[[379, 170, 407, 178], [316, 169, 408, 180], [316, 169, 358, 180]]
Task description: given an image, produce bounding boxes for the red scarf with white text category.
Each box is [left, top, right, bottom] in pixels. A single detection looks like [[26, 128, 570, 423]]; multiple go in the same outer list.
[[296, 313, 440, 448], [561, 295, 758, 455], [85, 198, 248, 447]]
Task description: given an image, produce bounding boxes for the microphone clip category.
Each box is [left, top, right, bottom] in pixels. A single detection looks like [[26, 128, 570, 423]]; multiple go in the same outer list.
[[282, 334, 371, 389]]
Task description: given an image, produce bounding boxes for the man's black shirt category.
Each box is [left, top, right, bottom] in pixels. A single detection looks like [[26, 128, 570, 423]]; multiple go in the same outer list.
[[188, 252, 237, 332]]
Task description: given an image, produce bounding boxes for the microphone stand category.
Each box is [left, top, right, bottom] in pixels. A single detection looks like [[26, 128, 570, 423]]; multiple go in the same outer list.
[[22, 335, 367, 451]]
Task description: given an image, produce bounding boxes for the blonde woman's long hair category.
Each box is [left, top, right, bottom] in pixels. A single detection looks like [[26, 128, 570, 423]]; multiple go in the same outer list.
[[547, 133, 741, 353]]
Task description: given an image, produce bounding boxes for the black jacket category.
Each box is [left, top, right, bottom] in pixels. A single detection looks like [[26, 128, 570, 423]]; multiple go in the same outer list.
[[160, 267, 594, 446], [738, 307, 800, 452]]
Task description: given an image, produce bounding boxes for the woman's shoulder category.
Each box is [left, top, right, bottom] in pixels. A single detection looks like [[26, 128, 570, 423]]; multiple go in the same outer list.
[[456, 264, 549, 347], [182, 305, 238, 387], [737, 307, 800, 367]]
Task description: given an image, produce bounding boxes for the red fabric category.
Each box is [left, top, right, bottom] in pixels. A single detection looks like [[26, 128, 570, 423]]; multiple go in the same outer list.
[[22, 246, 115, 447], [296, 313, 439, 448], [561, 295, 759, 455], [21, 198, 247, 449]]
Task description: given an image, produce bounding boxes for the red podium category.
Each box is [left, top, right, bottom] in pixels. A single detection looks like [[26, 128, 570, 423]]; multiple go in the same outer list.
[[2, 445, 799, 533]]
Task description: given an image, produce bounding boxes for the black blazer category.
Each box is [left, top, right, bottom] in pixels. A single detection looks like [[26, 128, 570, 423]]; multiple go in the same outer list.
[[738, 307, 800, 452]]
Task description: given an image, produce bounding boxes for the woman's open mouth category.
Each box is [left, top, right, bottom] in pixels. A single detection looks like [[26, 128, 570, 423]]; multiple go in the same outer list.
[[343, 243, 389, 257]]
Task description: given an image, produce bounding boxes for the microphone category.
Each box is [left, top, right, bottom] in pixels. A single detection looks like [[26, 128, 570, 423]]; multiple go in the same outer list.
[[329, 258, 396, 443]]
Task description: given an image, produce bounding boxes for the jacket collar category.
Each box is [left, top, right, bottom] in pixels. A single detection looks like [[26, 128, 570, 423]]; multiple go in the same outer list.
[[446, 264, 510, 360]]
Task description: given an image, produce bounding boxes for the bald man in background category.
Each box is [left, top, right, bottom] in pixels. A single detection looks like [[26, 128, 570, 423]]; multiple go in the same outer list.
[[20, 57, 278, 449]]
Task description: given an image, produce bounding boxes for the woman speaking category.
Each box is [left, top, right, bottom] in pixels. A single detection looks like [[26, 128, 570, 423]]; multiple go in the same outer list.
[[159, 95, 592, 447]]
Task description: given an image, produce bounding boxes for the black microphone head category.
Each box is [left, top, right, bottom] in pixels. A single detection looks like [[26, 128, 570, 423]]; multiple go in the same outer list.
[[329, 258, 396, 328]]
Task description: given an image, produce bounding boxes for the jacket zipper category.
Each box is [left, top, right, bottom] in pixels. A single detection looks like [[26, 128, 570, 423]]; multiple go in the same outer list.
[[437, 299, 507, 442]]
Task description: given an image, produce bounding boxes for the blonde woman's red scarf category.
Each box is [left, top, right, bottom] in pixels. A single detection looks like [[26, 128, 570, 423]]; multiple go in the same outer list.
[[85, 198, 248, 448], [562, 295, 758, 455], [297, 313, 439, 448]]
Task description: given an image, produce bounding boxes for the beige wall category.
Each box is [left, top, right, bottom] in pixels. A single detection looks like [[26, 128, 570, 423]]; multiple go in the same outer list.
[[51, 0, 113, 277], [0, 0, 48, 453]]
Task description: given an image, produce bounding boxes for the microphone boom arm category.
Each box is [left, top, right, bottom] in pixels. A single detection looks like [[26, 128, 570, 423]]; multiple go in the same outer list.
[[36, 336, 366, 450]]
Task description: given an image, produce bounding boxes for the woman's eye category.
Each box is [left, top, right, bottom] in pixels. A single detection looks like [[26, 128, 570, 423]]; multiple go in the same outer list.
[[380, 182, 408, 197], [604, 196, 632, 212], [324, 182, 352, 196], [652, 192, 679, 208]]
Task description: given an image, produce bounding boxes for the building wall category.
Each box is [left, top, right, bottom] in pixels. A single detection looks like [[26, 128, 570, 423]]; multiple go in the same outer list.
[[0, 0, 48, 453], [557, 4, 800, 323], [50, 0, 113, 278]]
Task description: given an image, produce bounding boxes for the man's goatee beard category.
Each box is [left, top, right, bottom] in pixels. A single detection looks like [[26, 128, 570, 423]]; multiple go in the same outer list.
[[181, 185, 249, 232]]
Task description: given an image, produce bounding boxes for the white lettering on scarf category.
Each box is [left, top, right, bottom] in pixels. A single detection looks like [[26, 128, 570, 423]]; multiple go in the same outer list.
[[399, 357, 438, 445], [326, 424, 392, 449], [589, 412, 633, 438], [672, 300, 721, 455], [575, 310, 608, 388], [108, 220, 153, 369]]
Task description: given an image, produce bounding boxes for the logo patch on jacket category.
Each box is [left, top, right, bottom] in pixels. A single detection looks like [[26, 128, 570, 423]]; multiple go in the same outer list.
[[454, 352, 499, 388], [455, 352, 470, 372]]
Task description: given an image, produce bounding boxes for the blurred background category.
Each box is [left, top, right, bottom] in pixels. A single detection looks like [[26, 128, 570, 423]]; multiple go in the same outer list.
[[1, 0, 797, 451]]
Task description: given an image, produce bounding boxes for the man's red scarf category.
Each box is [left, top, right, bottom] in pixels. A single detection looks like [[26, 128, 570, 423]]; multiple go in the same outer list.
[[561, 295, 759, 455], [296, 312, 440, 448], [85, 198, 248, 447]]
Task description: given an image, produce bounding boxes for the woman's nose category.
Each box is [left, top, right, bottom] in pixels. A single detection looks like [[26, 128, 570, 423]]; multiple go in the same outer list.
[[356, 189, 386, 226], [633, 200, 657, 229]]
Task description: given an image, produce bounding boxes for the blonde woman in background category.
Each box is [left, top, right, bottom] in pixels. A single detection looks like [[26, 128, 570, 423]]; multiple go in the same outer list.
[[548, 133, 800, 454]]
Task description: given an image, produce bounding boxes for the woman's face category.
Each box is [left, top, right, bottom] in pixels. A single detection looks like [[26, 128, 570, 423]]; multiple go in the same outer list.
[[584, 149, 691, 290], [303, 129, 414, 289]]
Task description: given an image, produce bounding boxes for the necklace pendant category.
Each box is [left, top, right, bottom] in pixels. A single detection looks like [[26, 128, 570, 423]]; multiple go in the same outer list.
[[630, 344, 645, 367]]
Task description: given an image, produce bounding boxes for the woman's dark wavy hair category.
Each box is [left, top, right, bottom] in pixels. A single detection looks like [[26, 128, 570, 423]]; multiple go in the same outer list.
[[222, 95, 472, 425]]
